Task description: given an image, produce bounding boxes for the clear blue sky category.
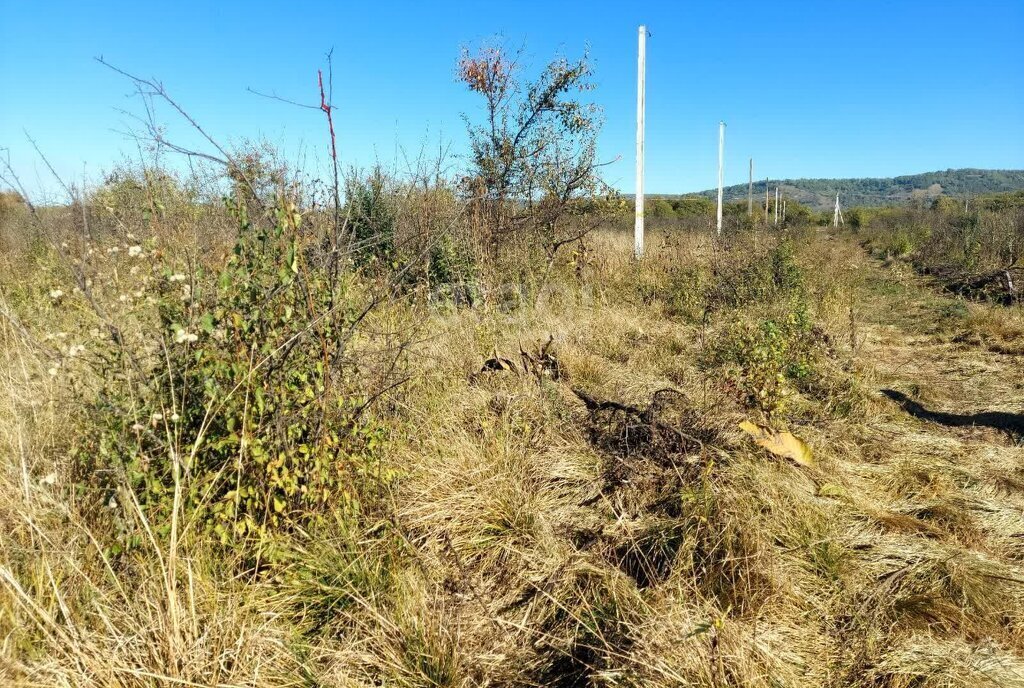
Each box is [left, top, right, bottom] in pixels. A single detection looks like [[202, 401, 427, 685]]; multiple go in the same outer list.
[[2, 0, 1022, 199]]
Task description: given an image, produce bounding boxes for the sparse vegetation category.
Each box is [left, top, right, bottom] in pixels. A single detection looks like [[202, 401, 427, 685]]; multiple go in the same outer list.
[[856, 191, 1023, 305]]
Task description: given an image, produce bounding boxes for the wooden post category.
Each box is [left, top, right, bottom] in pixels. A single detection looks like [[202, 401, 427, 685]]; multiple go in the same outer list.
[[748, 158, 753, 217], [833, 193, 840, 228], [716, 121, 725, 235], [634, 25, 646, 259], [774, 186, 779, 225]]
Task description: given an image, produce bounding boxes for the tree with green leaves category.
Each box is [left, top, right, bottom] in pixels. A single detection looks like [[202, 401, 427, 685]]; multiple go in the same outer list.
[[458, 44, 609, 265]]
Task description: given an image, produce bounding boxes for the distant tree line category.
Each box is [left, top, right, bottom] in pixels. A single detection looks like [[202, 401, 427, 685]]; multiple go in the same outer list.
[[686, 169, 1024, 211]]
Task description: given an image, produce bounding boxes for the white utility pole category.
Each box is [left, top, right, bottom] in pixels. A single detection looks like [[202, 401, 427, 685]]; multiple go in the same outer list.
[[748, 158, 754, 217], [634, 25, 647, 258], [774, 186, 779, 225], [716, 121, 726, 235], [833, 192, 844, 227]]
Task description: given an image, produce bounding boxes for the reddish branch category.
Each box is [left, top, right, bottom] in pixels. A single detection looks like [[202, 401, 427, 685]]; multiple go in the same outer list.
[[318, 67, 344, 285], [318, 69, 338, 168]]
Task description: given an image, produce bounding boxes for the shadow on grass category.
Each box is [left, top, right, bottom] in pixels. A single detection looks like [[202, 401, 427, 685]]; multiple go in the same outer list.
[[881, 389, 1024, 439]]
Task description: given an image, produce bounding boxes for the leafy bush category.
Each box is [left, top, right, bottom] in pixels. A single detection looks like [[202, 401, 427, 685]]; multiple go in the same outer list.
[[427, 232, 479, 304], [709, 240, 805, 310], [647, 199, 676, 219], [663, 265, 710, 321], [882, 228, 918, 259], [671, 196, 715, 217], [710, 303, 818, 415], [346, 169, 397, 269], [856, 195, 1022, 288], [459, 43, 606, 265], [71, 194, 394, 558]]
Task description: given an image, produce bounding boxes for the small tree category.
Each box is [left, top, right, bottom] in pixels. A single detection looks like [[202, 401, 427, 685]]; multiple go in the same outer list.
[[648, 199, 677, 219], [345, 167, 396, 269], [458, 44, 607, 267]]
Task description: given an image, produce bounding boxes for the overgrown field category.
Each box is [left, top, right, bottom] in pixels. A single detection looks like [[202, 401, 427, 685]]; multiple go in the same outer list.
[[1, 171, 1023, 688], [853, 192, 1023, 305]]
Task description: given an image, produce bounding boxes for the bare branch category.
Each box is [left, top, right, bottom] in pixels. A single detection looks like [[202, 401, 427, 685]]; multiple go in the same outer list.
[[96, 56, 265, 210], [246, 86, 322, 111]]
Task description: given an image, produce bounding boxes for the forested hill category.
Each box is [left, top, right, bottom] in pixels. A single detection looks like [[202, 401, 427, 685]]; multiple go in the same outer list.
[[685, 169, 1024, 210]]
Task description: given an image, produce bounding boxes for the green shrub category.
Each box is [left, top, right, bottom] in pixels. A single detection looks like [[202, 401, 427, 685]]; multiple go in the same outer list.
[[647, 198, 676, 219], [710, 239, 805, 309], [845, 207, 874, 230], [709, 302, 818, 415], [427, 232, 478, 296], [671, 196, 715, 217], [71, 194, 393, 559], [346, 168, 397, 269], [663, 265, 709, 321], [884, 229, 916, 258]]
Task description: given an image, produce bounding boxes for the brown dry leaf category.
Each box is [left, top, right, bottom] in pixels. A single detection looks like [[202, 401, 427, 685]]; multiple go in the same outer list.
[[738, 420, 814, 467]]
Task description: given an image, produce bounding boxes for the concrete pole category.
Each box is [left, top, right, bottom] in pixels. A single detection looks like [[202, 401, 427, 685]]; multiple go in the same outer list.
[[716, 121, 725, 235], [634, 25, 646, 259]]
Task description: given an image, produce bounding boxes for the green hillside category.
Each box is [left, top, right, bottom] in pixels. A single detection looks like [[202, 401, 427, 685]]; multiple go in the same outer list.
[[682, 168, 1024, 210]]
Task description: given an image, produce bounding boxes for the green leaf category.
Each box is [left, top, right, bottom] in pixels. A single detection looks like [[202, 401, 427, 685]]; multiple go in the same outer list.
[[199, 312, 215, 334], [287, 239, 299, 274]]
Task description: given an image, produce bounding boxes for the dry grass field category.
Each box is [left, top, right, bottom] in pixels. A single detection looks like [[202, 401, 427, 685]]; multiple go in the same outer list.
[[0, 183, 1022, 687]]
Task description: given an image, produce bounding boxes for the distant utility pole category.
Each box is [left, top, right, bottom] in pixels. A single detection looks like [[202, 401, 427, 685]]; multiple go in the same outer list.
[[833, 192, 844, 227], [716, 121, 726, 235], [774, 186, 780, 225], [748, 158, 754, 217], [783, 200, 787, 223], [634, 25, 647, 259], [764, 177, 769, 223]]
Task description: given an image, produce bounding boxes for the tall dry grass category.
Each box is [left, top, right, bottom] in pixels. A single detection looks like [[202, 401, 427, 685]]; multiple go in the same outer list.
[[0, 172, 1023, 687]]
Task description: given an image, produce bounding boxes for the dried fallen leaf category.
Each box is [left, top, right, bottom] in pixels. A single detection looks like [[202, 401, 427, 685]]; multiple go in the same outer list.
[[739, 420, 814, 467], [817, 482, 848, 499]]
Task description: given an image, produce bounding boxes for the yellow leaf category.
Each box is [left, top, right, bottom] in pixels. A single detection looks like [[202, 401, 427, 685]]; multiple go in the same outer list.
[[738, 421, 814, 467], [817, 483, 848, 499]]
